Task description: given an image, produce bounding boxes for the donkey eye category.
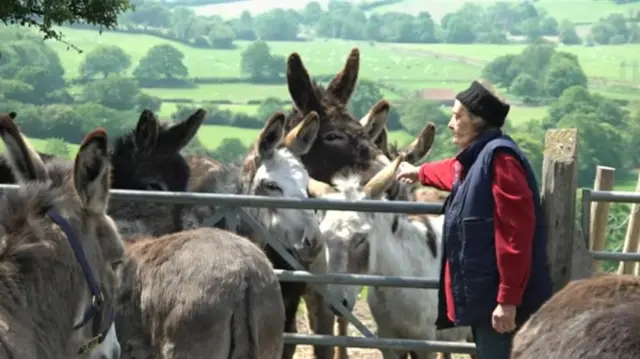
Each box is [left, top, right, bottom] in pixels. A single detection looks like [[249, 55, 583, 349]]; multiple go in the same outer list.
[[323, 132, 345, 142], [263, 181, 281, 191]]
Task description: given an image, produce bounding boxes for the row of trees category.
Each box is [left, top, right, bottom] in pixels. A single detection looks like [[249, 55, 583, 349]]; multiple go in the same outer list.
[[482, 43, 589, 104], [98, 1, 578, 46]]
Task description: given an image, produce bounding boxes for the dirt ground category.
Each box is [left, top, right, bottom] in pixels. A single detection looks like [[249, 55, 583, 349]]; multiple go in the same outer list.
[[292, 298, 470, 359]]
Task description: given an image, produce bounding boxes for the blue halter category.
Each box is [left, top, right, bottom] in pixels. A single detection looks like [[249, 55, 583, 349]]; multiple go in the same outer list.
[[46, 210, 115, 354]]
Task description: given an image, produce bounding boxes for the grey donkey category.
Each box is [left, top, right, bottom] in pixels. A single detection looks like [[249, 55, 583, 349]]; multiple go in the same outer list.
[[0, 113, 125, 359]]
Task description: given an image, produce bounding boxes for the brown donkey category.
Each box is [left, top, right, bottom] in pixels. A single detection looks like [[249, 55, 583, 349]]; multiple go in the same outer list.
[[0, 113, 125, 359], [115, 226, 285, 359], [511, 274, 640, 359]]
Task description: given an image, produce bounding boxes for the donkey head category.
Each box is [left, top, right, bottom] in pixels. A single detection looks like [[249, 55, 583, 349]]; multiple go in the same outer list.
[[241, 111, 324, 264], [110, 109, 206, 192], [284, 49, 391, 185], [0, 113, 124, 359], [108, 109, 206, 237], [308, 156, 404, 313]]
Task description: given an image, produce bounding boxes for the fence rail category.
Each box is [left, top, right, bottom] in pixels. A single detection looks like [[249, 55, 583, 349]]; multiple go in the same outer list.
[[2, 178, 640, 355]]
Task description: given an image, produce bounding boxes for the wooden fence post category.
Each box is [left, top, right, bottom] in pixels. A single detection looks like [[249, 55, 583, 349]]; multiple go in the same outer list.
[[618, 172, 640, 274], [541, 129, 579, 293], [589, 166, 615, 271]]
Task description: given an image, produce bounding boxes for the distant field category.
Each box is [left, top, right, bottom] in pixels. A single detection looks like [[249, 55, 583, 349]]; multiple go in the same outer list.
[[197, 124, 415, 149], [0, 137, 79, 158], [369, 0, 637, 23], [145, 83, 291, 102], [49, 28, 480, 82], [386, 43, 640, 83], [508, 106, 549, 125], [189, 0, 341, 18]]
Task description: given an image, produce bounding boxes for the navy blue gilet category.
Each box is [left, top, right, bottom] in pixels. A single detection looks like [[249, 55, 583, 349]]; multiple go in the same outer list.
[[435, 130, 552, 329]]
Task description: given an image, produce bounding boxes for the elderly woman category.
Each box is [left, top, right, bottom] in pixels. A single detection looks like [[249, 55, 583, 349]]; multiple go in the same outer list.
[[396, 80, 552, 359]]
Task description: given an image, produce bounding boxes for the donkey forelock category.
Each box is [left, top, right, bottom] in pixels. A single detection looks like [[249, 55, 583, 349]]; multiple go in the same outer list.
[[0, 113, 124, 359]]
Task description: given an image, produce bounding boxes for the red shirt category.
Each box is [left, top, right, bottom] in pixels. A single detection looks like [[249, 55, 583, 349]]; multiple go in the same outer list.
[[418, 154, 535, 322]]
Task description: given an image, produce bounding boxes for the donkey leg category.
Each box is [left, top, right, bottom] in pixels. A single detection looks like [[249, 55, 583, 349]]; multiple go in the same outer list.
[[309, 290, 335, 359], [334, 316, 349, 359], [281, 283, 305, 359]]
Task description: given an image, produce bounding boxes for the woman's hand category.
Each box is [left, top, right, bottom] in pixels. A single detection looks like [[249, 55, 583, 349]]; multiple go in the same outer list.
[[396, 162, 419, 184], [492, 304, 517, 333]]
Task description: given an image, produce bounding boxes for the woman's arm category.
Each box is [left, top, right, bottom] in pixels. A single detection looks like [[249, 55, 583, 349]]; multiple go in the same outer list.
[[417, 158, 458, 191], [492, 152, 535, 306]]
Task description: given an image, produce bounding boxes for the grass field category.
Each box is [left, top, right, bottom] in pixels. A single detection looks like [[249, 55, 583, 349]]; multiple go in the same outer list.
[[197, 124, 415, 149], [369, 0, 638, 23], [145, 83, 291, 102], [0, 137, 79, 158], [386, 42, 640, 83], [49, 29, 480, 82]]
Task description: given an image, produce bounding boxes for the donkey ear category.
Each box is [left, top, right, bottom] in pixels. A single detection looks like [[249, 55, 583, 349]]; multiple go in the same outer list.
[[286, 53, 323, 114], [327, 48, 360, 104], [134, 110, 159, 150], [0, 113, 48, 182], [403, 122, 436, 164], [162, 108, 207, 151], [74, 128, 111, 214], [283, 111, 320, 156], [361, 100, 390, 141], [257, 112, 286, 160], [373, 127, 390, 156]]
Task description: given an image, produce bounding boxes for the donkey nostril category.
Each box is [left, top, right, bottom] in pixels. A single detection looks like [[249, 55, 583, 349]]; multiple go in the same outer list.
[[341, 298, 350, 308], [303, 236, 313, 247]]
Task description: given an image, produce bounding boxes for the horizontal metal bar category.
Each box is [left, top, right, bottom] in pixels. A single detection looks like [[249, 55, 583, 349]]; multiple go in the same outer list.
[[590, 250, 640, 262], [0, 185, 443, 214], [275, 270, 439, 289], [589, 190, 640, 204], [283, 333, 476, 354]]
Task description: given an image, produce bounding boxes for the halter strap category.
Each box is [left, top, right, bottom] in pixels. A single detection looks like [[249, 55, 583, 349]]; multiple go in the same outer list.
[[46, 210, 110, 352]]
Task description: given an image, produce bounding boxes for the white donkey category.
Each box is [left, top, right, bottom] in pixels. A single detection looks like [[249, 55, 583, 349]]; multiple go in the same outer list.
[[308, 156, 473, 359]]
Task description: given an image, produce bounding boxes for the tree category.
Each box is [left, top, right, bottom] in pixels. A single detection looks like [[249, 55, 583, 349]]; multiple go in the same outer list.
[[209, 23, 236, 49], [482, 54, 519, 88], [136, 93, 162, 113], [399, 100, 448, 134], [212, 138, 247, 163], [83, 76, 141, 110], [257, 97, 284, 121], [133, 44, 188, 80], [80, 45, 132, 79], [0, 0, 132, 44], [509, 73, 540, 98], [240, 41, 284, 82], [543, 57, 588, 97], [559, 20, 582, 45]]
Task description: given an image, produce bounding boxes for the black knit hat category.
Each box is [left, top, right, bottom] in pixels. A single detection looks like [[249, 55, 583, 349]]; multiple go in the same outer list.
[[455, 81, 510, 128]]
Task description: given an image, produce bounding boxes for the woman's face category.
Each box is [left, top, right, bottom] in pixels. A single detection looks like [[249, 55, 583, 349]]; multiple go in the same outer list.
[[448, 100, 479, 149]]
